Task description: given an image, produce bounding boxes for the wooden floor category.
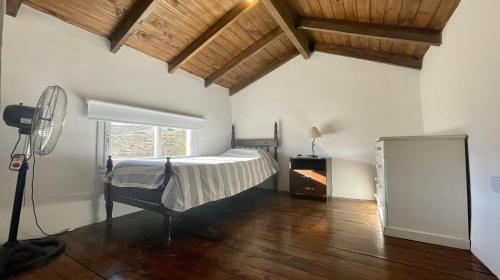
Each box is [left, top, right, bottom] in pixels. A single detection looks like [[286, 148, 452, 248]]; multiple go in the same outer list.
[[12, 189, 497, 280]]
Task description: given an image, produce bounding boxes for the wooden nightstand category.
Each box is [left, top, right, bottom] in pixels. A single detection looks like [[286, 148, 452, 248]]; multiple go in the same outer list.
[[289, 157, 328, 200]]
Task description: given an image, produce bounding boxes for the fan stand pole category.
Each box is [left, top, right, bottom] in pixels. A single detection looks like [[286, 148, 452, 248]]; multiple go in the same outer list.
[[6, 160, 29, 244], [0, 160, 65, 278]]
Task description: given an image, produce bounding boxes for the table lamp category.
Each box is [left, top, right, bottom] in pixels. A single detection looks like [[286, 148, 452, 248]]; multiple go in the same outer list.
[[308, 127, 322, 157]]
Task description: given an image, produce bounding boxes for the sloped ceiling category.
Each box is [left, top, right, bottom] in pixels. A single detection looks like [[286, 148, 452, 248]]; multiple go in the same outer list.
[[6, 0, 460, 95]]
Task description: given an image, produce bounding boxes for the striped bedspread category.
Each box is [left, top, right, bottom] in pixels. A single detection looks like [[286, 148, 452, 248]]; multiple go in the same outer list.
[[110, 149, 279, 212]]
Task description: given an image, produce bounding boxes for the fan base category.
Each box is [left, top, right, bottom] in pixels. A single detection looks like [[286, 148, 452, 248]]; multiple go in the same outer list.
[[0, 237, 65, 278]]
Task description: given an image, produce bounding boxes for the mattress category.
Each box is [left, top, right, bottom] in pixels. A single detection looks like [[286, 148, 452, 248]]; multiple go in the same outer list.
[[108, 149, 279, 212]]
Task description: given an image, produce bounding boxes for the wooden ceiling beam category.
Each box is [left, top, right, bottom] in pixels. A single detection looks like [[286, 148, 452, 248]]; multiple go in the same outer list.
[[314, 43, 423, 69], [230, 50, 299, 95], [298, 17, 442, 46], [168, 0, 258, 74], [261, 0, 310, 59], [6, 0, 23, 17], [205, 28, 283, 87], [109, 0, 162, 53]]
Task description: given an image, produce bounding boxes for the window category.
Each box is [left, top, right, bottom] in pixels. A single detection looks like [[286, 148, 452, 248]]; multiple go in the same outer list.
[[88, 99, 205, 172], [107, 121, 194, 160], [96, 121, 199, 172]]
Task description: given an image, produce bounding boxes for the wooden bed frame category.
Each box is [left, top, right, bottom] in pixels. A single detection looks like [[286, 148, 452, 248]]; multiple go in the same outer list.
[[104, 122, 279, 244]]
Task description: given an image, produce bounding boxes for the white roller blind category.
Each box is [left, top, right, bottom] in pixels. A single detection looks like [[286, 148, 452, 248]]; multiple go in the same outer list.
[[86, 99, 205, 130]]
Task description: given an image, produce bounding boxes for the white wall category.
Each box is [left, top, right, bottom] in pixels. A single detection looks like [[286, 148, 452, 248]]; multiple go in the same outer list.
[[331, 159, 376, 200], [0, 6, 231, 242], [420, 0, 500, 276], [231, 53, 424, 197], [0, 0, 3, 107]]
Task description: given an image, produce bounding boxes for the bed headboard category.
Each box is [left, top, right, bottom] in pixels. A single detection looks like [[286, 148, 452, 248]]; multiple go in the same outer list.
[[231, 122, 279, 161]]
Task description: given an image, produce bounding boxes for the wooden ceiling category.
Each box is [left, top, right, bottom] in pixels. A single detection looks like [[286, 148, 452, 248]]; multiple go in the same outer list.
[[7, 0, 460, 95]]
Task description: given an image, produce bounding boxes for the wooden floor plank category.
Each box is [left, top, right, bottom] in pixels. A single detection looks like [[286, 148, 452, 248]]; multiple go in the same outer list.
[[11, 188, 497, 280], [179, 209, 492, 279]]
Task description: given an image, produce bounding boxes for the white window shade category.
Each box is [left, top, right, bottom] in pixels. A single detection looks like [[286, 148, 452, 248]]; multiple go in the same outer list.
[[86, 99, 205, 130]]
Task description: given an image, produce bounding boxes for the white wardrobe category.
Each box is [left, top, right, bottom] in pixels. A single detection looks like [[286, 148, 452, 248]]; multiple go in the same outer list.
[[374, 135, 470, 249]]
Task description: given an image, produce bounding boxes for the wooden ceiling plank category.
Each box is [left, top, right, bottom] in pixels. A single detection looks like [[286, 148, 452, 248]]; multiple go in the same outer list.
[[331, 0, 346, 20], [413, 0, 442, 28], [24, 0, 116, 36], [428, 0, 460, 29], [370, 0, 387, 24], [205, 28, 284, 87], [230, 50, 299, 95], [343, 0, 358, 21], [356, 0, 371, 23], [314, 43, 422, 69], [167, 0, 258, 74], [109, 0, 162, 53], [261, 0, 311, 59], [384, 0, 404, 25], [298, 17, 441, 46], [7, 0, 23, 17], [398, 0, 422, 26]]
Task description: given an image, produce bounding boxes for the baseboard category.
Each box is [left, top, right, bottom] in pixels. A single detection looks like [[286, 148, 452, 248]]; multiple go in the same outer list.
[[331, 195, 376, 202], [384, 226, 471, 250]]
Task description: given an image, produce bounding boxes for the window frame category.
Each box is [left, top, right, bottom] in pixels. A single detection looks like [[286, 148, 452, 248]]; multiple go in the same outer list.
[[96, 120, 200, 173]]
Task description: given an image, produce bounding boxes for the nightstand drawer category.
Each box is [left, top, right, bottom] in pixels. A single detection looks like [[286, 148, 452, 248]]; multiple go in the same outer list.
[[289, 170, 326, 197], [289, 157, 328, 200], [290, 184, 326, 197]]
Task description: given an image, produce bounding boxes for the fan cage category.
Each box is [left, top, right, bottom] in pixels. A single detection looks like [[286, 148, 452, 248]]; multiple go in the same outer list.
[[32, 86, 67, 156]]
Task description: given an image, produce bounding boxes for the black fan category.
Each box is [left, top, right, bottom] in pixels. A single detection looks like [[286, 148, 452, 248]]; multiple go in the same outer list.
[[0, 86, 67, 278]]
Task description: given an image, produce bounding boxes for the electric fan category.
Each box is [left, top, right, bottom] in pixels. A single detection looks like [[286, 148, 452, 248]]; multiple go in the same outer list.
[[0, 85, 67, 278]]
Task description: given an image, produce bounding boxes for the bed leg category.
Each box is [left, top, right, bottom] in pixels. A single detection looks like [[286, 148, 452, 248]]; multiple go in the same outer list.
[[105, 183, 113, 226], [163, 212, 173, 245], [105, 156, 114, 226]]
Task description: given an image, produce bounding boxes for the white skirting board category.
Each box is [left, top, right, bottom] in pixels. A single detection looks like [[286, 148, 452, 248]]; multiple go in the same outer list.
[[384, 226, 471, 250]]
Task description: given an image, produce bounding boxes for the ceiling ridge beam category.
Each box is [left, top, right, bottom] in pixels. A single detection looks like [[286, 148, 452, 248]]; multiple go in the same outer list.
[[7, 0, 23, 17], [230, 49, 299, 95], [261, 0, 310, 59], [205, 27, 284, 87], [109, 0, 162, 53], [314, 43, 423, 69], [298, 17, 442, 46], [168, 0, 258, 74]]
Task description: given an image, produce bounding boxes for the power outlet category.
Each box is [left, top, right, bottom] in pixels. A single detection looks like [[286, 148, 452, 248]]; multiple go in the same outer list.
[[491, 176, 500, 194]]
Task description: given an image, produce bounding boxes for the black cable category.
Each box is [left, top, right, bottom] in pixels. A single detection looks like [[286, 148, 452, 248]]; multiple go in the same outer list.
[[10, 133, 21, 159], [30, 139, 68, 237], [30, 143, 52, 236]]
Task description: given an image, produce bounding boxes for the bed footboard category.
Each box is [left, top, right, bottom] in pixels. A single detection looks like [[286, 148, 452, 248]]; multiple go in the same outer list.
[[105, 156, 175, 244]]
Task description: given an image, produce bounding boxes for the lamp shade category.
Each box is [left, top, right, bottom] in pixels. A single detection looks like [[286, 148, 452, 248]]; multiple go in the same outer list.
[[308, 127, 322, 138]]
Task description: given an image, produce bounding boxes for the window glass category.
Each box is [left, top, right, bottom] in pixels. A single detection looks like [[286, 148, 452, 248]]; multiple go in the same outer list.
[[110, 122, 155, 158], [160, 128, 187, 157], [108, 122, 190, 159]]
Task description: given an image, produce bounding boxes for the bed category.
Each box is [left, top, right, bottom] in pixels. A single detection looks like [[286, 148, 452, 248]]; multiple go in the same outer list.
[[104, 122, 279, 244]]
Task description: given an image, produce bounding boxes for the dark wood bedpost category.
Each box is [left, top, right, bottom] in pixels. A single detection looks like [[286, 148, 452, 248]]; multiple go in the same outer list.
[[105, 156, 114, 226], [273, 122, 278, 161], [162, 157, 174, 245], [162, 157, 173, 188], [273, 122, 279, 192], [231, 123, 236, 149]]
